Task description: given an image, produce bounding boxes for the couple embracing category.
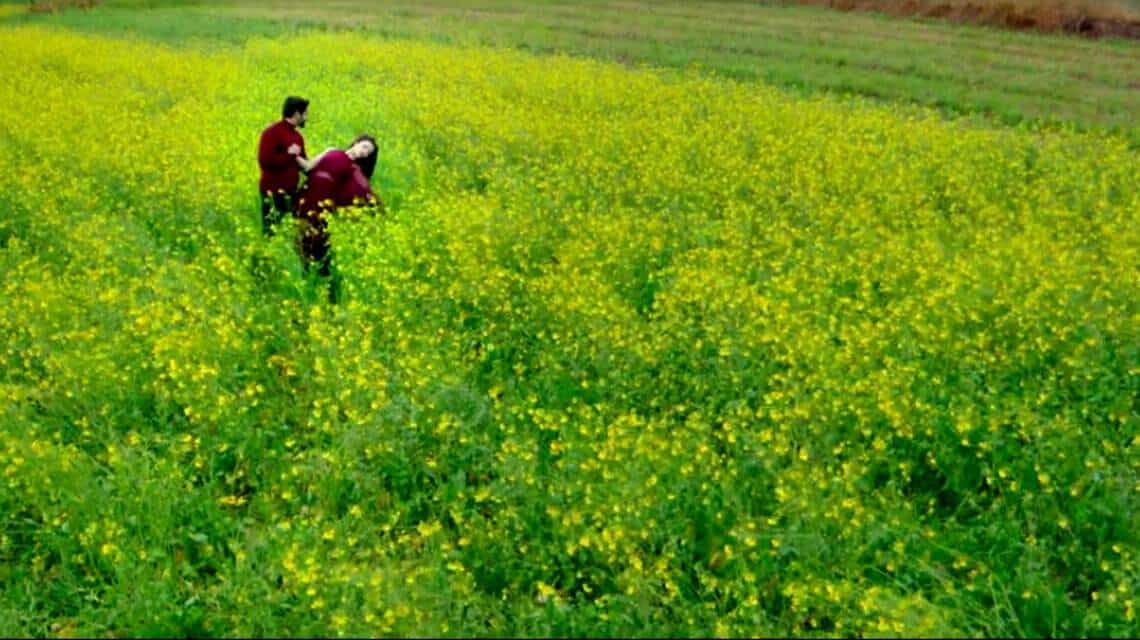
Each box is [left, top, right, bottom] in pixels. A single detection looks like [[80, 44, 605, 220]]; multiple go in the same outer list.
[[257, 95, 381, 280]]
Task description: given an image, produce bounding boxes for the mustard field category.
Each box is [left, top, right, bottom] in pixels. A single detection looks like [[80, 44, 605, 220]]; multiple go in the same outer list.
[[1, 24, 1137, 637]]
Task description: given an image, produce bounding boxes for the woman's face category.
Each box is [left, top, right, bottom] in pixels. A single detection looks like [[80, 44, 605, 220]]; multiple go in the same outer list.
[[347, 139, 376, 160]]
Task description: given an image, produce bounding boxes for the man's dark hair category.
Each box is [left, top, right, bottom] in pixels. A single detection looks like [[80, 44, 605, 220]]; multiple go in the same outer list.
[[349, 134, 378, 180], [282, 96, 309, 120]]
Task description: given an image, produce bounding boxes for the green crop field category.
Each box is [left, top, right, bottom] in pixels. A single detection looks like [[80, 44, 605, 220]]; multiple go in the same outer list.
[[7, 0, 1140, 136], [0, 1, 1137, 637]]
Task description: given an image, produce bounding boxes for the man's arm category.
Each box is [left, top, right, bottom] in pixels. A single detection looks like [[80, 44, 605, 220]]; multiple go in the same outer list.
[[258, 127, 296, 171], [297, 148, 334, 173]]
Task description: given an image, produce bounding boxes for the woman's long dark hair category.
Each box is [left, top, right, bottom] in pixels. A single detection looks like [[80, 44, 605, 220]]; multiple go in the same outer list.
[[349, 134, 378, 180]]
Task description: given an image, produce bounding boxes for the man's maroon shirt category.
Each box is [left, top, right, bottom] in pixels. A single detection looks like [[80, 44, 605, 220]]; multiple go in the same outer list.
[[257, 120, 306, 195]]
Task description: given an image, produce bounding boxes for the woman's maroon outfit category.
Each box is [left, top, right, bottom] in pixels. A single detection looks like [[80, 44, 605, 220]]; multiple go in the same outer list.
[[295, 150, 376, 267]]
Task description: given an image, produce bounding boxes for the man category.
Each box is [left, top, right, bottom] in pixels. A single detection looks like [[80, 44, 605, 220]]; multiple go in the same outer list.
[[257, 96, 308, 236]]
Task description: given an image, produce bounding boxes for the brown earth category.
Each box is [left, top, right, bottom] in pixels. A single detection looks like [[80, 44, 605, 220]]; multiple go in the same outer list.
[[794, 0, 1140, 38], [29, 0, 99, 12]]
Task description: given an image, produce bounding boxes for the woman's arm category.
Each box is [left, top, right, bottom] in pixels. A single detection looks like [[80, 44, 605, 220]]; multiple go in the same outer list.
[[296, 148, 336, 173]]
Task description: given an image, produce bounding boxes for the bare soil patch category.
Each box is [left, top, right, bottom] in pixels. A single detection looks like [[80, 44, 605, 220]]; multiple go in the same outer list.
[[794, 0, 1140, 39], [29, 0, 99, 12]]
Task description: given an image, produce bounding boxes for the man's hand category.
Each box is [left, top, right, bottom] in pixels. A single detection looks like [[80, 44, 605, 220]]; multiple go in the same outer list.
[[287, 144, 302, 156]]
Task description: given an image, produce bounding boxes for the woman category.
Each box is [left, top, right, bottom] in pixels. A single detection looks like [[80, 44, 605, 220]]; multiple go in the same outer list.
[[294, 134, 381, 278]]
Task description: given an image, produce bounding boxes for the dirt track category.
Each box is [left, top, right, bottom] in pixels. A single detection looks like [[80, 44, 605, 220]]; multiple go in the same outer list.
[[798, 0, 1140, 38]]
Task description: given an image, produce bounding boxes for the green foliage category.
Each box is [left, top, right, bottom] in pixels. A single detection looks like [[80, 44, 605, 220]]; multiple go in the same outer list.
[[0, 23, 1137, 638], [4, 0, 1139, 138]]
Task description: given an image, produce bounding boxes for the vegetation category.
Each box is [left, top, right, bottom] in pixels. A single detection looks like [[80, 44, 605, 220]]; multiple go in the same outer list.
[[1, 18, 1137, 637], [5, 0, 1139, 137]]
